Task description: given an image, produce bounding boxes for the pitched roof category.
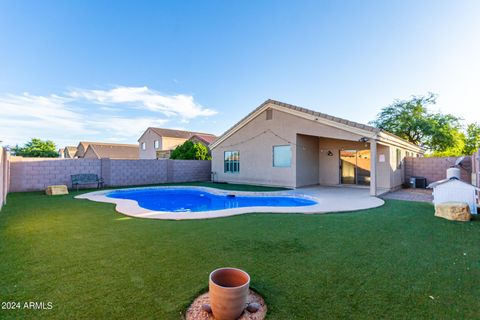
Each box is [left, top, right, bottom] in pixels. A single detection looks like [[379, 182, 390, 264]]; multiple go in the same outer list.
[[427, 177, 479, 189], [189, 134, 217, 145], [86, 143, 139, 159], [146, 127, 216, 140], [211, 99, 422, 151]]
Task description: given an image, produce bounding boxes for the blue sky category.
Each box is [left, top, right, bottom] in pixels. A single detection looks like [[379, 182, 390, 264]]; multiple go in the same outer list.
[[1, 0, 479, 147]]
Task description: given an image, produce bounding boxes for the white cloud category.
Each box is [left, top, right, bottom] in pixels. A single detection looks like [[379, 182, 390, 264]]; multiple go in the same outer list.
[[0, 93, 95, 145], [87, 117, 168, 138], [69, 86, 217, 119], [0, 86, 215, 146]]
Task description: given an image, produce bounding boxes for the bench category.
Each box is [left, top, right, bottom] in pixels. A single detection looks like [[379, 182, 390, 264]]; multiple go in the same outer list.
[[71, 174, 104, 191]]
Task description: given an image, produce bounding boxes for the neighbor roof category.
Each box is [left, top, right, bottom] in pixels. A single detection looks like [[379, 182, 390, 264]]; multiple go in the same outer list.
[[189, 134, 217, 145], [142, 127, 216, 141], [210, 99, 422, 151], [86, 143, 139, 159]]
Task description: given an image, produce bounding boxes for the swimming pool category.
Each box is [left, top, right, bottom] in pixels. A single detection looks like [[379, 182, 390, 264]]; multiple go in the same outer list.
[[106, 188, 317, 212]]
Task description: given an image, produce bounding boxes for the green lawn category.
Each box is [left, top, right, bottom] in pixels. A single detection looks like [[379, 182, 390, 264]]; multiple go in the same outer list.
[[0, 183, 478, 319]]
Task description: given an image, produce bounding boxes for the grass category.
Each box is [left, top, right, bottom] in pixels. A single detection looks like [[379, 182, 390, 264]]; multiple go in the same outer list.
[[0, 183, 478, 319]]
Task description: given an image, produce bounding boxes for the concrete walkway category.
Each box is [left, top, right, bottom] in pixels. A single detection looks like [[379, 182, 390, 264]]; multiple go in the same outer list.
[[76, 185, 385, 220], [381, 188, 433, 203]]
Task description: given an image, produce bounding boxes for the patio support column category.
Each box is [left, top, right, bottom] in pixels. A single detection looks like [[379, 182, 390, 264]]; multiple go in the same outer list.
[[370, 139, 377, 196]]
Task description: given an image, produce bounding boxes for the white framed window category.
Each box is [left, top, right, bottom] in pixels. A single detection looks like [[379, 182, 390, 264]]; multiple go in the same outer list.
[[154, 140, 160, 149], [273, 145, 291, 167], [224, 151, 240, 173], [141, 142, 146, 150]]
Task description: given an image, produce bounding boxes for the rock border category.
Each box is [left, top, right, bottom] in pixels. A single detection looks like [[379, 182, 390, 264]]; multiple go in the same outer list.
[[185, 289, 267, 320]]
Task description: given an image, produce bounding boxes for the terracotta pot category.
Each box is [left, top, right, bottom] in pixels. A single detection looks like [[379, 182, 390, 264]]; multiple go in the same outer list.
[[209, 267, 250, 320]]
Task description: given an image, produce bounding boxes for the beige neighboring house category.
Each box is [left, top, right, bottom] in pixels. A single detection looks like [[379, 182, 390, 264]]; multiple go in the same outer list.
[[188, 134, 217, 147], [63, 146, 78, 158], [76, 142, 139, 159], [138, 127, 217, 159], [210, 99, 424, 195], [58, 148, 65, 158], [74, 142, 92, 158]]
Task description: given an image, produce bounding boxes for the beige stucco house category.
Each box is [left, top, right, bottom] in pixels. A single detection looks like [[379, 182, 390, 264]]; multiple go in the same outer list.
[[188, 134, 217, 148], [138, 127, 217, 159], [210, 99, 423, 195], [75, 142, 139, 159], [63, 146, 78, 158]]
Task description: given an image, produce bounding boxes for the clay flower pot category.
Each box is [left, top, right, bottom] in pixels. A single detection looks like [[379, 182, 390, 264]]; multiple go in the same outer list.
[[209, 267, 250, 320]]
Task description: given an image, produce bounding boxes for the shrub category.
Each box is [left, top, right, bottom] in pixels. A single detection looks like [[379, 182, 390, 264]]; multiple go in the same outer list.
[[170, 141, 211, 160]]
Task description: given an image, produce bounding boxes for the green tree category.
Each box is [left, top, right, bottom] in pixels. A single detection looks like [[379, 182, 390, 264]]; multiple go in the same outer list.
[[12, 138, 58, 158], [463, 123, 480, 155], [430, 130, 465, 157], [370, 93, 463, 153], [170, 141, 211, 160]]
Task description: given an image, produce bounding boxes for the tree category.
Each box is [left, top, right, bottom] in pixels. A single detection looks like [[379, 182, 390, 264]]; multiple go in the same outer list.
[[170, 141, 211, 160], [370, 93, 463, 153], [12, 138, 58, 158], [463, 123, 480, 155], [430, 130, 465, 157]]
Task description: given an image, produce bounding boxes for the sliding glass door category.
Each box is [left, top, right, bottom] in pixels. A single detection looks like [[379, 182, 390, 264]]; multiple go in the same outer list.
[[340, 149, 371, 186]]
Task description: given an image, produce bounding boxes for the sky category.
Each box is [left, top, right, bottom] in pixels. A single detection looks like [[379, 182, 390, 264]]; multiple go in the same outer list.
[[0, 0, 479, 148]]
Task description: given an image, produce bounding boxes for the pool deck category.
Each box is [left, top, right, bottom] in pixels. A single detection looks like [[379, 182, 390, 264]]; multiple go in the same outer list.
[[75, 185, 385, 220]]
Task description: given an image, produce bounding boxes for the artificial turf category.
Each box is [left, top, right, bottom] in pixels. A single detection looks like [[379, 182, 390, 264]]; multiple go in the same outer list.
[[0, 183, 478, 319]]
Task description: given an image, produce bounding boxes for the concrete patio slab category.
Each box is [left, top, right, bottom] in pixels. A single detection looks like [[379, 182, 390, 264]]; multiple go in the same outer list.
[[381, 188, 433, 203], [76, 185, 385, 220]]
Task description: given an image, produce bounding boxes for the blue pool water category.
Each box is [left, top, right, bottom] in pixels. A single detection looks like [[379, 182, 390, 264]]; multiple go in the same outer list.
[[106, 188, 317, 212]]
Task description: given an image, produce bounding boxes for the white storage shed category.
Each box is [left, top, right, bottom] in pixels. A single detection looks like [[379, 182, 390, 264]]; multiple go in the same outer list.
[[428, 178, 479, 214]]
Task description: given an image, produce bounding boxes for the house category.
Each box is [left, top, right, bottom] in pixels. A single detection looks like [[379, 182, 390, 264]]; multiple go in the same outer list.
[[76, 142, 139, 159], [74, 142, 92, 158], [58, 148, 64, 158], [210, 99, 424, 195], [138, 127, 217, 159], [188, 134, 217, 147], [63, 146, 78, 158]]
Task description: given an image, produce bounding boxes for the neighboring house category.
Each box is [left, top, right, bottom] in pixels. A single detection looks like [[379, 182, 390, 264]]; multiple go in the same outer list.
[[138, 127, 217, 159], [74, 142, 92, 158], [58, 148, 65, 158], [188, 134, 217, 148], [82, 143, 139, 159], [63, 146, 78, 158], [210, 99, 424, 195]]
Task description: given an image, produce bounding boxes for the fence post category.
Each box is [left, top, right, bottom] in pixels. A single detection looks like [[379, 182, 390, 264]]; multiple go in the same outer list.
[[166, 159, 174, 183], [100, 158, 112, 186]]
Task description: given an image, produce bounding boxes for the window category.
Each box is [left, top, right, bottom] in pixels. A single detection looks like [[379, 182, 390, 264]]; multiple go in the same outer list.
[[141, 142, 146, 150], [396, 149, 402, 169], [273, 145, 291, 167], [154, 140, 160, 149], [224, 151, 240, 173]]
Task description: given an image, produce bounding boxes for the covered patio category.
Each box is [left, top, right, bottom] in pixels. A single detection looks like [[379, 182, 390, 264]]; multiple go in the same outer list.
[[295, 134, 394, 196]]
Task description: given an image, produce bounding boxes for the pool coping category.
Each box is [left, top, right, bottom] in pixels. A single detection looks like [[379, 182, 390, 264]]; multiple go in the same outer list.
[[75, 185, 332, 220]]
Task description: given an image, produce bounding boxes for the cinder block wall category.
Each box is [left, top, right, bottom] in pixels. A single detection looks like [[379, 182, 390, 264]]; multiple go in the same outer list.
[[0, 148, 8, 210], [404, 156, 472, 185], [171, 160, 212, 183], [473, 149, 480, 187], [106, 159, 169, 186], [9, 158, 101, 192], [9, 158, 211, 192]]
